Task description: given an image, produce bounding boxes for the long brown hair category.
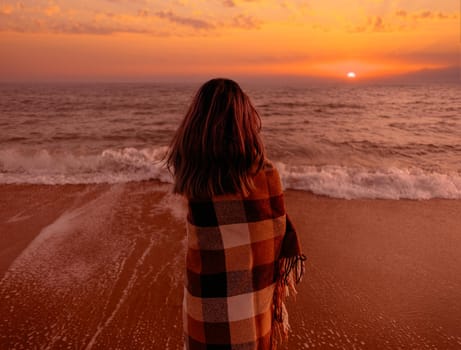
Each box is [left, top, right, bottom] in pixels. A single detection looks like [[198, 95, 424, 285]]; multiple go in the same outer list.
[[166, 78, 265, 198]]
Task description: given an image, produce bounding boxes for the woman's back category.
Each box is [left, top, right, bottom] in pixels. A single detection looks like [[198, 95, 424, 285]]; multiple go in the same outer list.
[[166, 79, 305, 349], [184, 162, 300, 349]]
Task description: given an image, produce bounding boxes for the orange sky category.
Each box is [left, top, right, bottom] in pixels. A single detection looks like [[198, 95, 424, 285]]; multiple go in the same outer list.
[[0, 0, 459, 81]]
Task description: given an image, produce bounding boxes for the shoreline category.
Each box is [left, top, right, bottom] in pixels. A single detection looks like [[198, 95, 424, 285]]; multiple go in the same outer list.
[[1, 183, 461, 349]]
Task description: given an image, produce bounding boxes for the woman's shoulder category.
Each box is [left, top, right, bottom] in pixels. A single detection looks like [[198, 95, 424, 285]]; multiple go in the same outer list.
[[261, 159, 281, 179], [262, 159, 274, 170], [248, 158, 277, 182], [249, 159, 283, 198]]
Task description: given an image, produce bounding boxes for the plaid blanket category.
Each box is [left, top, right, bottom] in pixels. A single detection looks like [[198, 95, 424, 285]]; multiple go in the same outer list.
[[183, 162, 306, 349]]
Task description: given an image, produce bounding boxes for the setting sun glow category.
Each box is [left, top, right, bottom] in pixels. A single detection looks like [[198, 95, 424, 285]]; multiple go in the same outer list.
[[347, 72, 357, 79], [0, 1, 458, 82]]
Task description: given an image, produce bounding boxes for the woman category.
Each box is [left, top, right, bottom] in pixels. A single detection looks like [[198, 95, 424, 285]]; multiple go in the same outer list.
[[166, 78, 305, 349]]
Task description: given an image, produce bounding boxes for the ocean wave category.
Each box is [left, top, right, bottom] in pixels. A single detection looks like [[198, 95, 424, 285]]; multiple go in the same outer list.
[[0, 147, 172, 185], [276, 163, 461, 200], [1, 147, 461, 199]]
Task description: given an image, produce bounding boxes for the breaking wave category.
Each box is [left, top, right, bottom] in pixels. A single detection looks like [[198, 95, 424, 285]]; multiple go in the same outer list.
[[1, 147, 461, 199], [276, 162, 461, 200], [0, 147, 172, 184]]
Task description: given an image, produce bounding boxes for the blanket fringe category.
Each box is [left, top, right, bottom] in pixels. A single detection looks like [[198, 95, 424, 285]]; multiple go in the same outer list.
[[271, 254, 306, 350]]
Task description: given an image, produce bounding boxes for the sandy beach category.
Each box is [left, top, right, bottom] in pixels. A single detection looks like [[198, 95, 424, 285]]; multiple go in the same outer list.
[[285, 191, 461, 349], [1, 183, 461, 349]]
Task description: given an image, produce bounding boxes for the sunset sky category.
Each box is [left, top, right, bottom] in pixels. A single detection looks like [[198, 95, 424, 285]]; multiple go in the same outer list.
[[0, 0, 459, 82]]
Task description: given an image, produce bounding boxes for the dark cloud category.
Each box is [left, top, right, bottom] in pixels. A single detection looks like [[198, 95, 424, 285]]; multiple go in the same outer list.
[[154, 10, 214, 30]]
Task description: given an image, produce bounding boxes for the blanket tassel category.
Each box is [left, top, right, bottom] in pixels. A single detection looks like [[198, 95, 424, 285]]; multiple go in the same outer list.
[[271, 254, 306, 349]]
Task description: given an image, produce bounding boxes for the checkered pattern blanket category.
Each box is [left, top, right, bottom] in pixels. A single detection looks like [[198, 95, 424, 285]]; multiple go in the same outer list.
[[183, 162, 306, 349]]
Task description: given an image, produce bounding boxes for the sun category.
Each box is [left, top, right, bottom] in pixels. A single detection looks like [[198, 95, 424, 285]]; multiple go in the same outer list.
[[347, 72, 357, 79]]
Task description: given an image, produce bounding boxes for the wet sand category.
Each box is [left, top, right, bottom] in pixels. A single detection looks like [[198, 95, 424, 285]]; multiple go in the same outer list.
[[0, 182, 186, 349], [285, 191, 461, 349], [1, 183, 461, 349]]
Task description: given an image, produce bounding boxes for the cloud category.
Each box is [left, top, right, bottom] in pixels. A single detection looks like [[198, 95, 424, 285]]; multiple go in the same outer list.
[[0, 6, 262, 36], [349, 9, 459, 34], [395, 9, 458, 21], [0, 4, 216, 35], [0, 7, 165, 36], [154, 10, 215, 30], [370, 16, 385, 31], [104, 0, 148, 4], [0, 17, 151, 35], [418, 11, 433, 19], [349, 15, 390, 33], [51, 23, 123, 35], [50, 22, 149, 35], [222, 0, 236, 7], [230, 14, 261, 29], [412, 10, 457, 20], [220, 0, 264, 7], [153, 10, 262, 31]]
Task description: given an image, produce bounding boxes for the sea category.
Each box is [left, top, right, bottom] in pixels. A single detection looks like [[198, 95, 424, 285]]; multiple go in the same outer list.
[[1, 81, 460, 199], [2, 82, 461, 349]]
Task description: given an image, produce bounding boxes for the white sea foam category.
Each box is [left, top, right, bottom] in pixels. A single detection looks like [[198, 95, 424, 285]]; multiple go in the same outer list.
[[0, 146, 172, 185], [1, 147, 461, 199], [276, 162, 461, 200], [1, 185, 126, 288]]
